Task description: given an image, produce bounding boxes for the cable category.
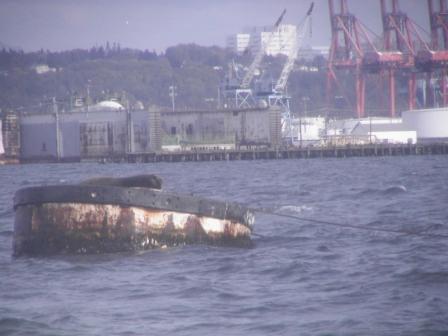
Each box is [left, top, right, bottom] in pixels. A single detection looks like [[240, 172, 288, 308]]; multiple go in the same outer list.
[[358, 21, 382, 41], [411, 21, 431, 40], [250, 207, 448, 239], [251, 232, 265, 238]]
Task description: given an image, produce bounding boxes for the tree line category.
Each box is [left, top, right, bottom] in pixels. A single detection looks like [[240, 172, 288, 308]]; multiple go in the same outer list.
[[0, 43, 391, 117]]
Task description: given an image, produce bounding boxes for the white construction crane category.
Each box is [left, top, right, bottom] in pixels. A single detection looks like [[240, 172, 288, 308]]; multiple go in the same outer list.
[[240, 9, 287, 89], [274, 2, 313, 94]]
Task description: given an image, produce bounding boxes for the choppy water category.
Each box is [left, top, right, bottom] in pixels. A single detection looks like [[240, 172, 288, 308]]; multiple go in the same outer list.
[[1, 156, 448, 335]]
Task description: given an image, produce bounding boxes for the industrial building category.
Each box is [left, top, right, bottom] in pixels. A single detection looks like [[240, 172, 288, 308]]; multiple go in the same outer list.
[[249, 24, 297, 57], [297, 46, 330, 61], [1, 101, 281, 162], [402, 107, 448, 143], [226, 24, 297, 57], [286, 117, 326, 146], [19, 107, 159, 161], [161, 107, 281, 150], [351, 123, 417, 144], [323, 111, 448, 145], [226, 33, 251, 54], [282, 115, 419, 147]]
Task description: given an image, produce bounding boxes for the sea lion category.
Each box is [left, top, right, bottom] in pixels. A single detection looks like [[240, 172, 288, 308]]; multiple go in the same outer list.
[[80, 174, 162, 190]]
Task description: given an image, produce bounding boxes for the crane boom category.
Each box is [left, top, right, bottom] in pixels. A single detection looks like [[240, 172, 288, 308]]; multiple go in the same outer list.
[[240, 9, 287, 89], [274, 3, 313, 93]]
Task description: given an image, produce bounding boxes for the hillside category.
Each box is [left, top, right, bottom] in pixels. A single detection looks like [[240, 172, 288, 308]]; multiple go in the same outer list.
[[0, 44, 380, 117]]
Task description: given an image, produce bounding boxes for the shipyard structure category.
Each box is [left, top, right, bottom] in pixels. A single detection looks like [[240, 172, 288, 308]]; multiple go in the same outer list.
[[0, 102, 281, 162]]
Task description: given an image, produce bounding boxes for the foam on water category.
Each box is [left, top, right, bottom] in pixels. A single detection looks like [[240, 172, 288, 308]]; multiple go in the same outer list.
[[277, 204, 314, 214]]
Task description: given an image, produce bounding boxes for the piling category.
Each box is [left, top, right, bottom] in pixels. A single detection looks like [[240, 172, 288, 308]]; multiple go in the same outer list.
[[109, 143, 448, 164]]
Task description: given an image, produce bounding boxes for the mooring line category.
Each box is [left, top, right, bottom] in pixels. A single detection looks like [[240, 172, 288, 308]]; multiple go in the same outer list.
[[250, 207, 448, 239]]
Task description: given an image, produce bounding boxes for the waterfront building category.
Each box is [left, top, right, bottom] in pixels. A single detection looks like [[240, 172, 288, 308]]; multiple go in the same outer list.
[[351, 123, 417, 144], [33, 64, 57, 74], [297, 45, 330, 61], [326, 117, 415, 145], [15, 102, 281, 161], [286, 117, 326, 146], [160, 107, 281, 151], [402, 107, 448, 143], [227, 24, 297, 56], [226, 33, 251, 54], [20, 108, 155, 161]]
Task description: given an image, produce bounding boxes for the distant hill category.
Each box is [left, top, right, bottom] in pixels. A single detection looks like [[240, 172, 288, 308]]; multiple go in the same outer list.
[[0, 44, 367, 117]]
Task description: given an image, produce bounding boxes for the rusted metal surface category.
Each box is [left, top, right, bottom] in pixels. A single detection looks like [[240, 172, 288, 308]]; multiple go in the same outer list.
[[13, 185, 254, 255], [14, 185, 254, 227]]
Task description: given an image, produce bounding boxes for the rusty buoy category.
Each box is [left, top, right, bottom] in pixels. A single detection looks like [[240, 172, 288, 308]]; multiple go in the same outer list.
[[13, 176, 254, 256]]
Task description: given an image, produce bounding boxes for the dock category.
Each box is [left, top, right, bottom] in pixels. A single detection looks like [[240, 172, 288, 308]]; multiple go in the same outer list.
[[106, 143, 448, 163]]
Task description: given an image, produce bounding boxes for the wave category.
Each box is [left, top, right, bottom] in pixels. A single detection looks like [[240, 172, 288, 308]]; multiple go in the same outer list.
[[432, 165, 448, 170], [395, 268, 448, 284], [277, 205, 314, 214], [383, 185, 407, 194], [216, 290, 248, 301], [0, 208, 13, 217], [357, 185, 407, 197], [0, 317, 57, 336], [0, 230, 13, 237], [253, 233, 312, 246]]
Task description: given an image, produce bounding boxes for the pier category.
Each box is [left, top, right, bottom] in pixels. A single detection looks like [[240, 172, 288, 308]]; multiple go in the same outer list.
[[105, 143, 448, 164]]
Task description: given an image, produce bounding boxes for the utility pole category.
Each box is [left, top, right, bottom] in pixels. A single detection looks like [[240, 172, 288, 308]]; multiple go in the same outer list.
[[126, 99, 133, 154], [301, 96, 310, 146], [86, 80, 91, 116], [169, 85, 177, 112], [53, 97, 62, 160], [302, 96, 309, 118]]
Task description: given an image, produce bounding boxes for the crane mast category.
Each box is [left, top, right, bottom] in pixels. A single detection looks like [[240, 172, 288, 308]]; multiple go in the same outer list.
[[275, 3, 314, 93], [240, 9, 287, 89]]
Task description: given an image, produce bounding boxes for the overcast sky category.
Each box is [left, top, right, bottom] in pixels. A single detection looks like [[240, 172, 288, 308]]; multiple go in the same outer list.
[[0, 0, 429, 53]]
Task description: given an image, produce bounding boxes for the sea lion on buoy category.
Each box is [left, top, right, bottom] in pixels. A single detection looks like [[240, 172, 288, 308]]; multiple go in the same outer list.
[[80, 174, 162, 189]]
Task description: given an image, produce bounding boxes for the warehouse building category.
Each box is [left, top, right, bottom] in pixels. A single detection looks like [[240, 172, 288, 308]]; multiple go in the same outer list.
[[160, 107, 281, 150], [402, 108, 448, 143], [19, 103, 160, 161], [351, 123, 417, 144], [13, 102, 280, 162]]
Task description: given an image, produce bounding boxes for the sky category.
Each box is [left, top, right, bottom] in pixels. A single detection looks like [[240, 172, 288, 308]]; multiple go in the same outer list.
[[0, 0, 429, 53]]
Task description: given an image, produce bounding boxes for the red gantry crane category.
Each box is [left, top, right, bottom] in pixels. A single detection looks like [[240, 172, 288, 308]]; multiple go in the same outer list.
[[327, 0, 370, 118], [376, 0, 427, 115], [416, 0, 448, 106], [328, 0, 433, 118]]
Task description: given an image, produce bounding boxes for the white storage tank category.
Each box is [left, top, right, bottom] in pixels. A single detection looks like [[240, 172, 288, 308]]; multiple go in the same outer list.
[[402, 108, 448, 142]]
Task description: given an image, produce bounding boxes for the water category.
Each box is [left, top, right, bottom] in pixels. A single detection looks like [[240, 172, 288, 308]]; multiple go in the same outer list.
[[1, 156, 448, 335]]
